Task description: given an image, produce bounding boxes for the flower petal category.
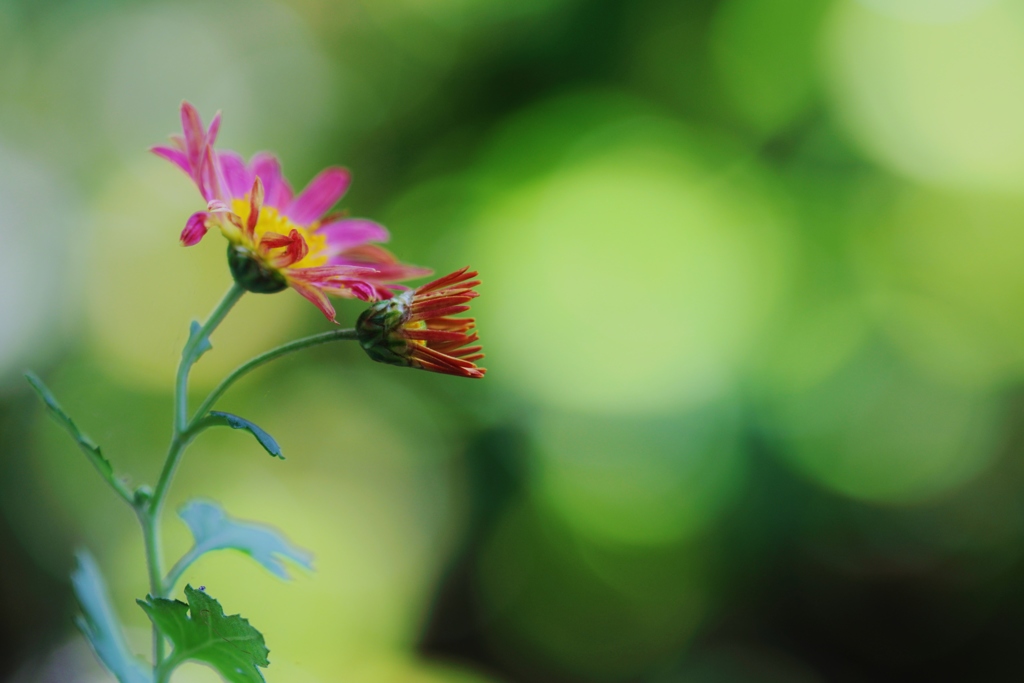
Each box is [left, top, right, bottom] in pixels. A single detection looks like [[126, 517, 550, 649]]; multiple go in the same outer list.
[[218, 151, 251, 199], [287, 167, 351, 225], [152, 146, 190, 174], [266, 229, 309, 268], [247, 177, 264, 234], [290, 264, 380, 283], [206, 199, 232, 213], [250, 153, 292, 209], [179, 101, 206, 173], [198, 144, 223, 202], [180, 212, 210, 246], [416, 267, 477, 295], [330, 258, 432, 282], [288, 280, 337, 322], [325, 279, 379, 301], [319, 219, 389, 251], [206, 111, 222, 147], [328, 244, 432, 281]]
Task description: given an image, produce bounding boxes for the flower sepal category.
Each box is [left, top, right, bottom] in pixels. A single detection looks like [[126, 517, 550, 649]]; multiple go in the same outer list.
[[227, 244, 288, 294], [357, 294, 416, 366]]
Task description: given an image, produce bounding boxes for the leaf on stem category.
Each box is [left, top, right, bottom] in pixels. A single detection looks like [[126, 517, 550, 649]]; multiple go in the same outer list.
[[178, 500, 313, 580], [138, 585, 269, 683], [188, 320, 214, 361], [25, 371, 131, 500], [72, 551, 153, 683], [206, 411, 283, 458]]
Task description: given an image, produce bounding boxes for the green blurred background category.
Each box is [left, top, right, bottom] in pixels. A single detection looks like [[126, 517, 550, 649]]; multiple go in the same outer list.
[[2, 0, 1024, 680]]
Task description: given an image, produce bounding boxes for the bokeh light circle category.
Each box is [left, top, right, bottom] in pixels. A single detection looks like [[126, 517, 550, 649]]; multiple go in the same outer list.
[[533, 406, 745, 548], [855, 187, 1024, 388], [825, 0, 1024, 190], [478, 502, 707, 681], [0, 145, 76, 383], [711, 0, 828, 136], [770, 346, 1001, 504], [470, 101, 794, 414], [855, 0, 999, 24]]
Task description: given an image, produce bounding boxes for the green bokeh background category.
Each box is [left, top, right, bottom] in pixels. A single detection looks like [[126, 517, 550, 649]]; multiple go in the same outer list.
[[3, 0, 1024, 680]]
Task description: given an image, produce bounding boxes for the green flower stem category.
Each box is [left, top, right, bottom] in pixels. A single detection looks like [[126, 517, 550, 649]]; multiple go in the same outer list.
[[139, 283, 245, 668], [163, 543, 203, 594], [155, 655, 178, 683], [190, 328, 359, 421], [155, 282, 245, 517], [135, 288, 357, 677], [154, 330, 358, 599], [137, 507, 164, 665], [174, 283, 246, 435]]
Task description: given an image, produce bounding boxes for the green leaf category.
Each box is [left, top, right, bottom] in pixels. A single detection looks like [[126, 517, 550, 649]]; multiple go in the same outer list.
[[25, 371, 133, 501], [178, 500, 313, 580], [205, 411, 283, 459], [188, 320, 213, 360], [72, 551, 152, 683], [139, 585, 269, 683]]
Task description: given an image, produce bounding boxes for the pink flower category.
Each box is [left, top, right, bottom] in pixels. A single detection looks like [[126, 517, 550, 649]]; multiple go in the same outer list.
[[153, 102, 429, 321]]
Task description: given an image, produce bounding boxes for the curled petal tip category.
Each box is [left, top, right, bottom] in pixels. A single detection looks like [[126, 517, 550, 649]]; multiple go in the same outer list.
[[180, 212, 209, 246]]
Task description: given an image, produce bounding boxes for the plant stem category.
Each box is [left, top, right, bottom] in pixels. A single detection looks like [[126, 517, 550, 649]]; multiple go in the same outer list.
[[163, 543, 203, 594], [141, 283, 245, 670], [191, 328, 358, 421], [137, 288, 358, 677], [138, 508, 165, 664], [154, 655, 178, 683], [174, 284, 246, 435]]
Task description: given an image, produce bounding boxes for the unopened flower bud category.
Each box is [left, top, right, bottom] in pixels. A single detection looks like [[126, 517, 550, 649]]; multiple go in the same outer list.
[[356, 268, 485, 378]]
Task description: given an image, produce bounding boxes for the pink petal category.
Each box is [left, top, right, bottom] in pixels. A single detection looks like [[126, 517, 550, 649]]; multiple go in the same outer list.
[[180, 212, 209, 246], [289, 264, 380, 283], [206, 111, 222, 147], [326, 279, 379, 301], [152, 146, 190, 175], [218, 151, 251, 199], [288, 279, 337, 322], [328, 256, 431, 282], [287, 167, 351, 225], [319, 219, 390, 251], [246, 177, 264, 237], [198, 144, 222, 202], [268, 228, 309, 268], [327, 244, 431, 282], [250, 153, 292, 209], [179, 102, 206, 172]]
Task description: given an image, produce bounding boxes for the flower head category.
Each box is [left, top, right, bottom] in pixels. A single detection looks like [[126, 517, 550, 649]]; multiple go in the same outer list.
[[153, 102, 429, 320], [357, 267, 485, 378]]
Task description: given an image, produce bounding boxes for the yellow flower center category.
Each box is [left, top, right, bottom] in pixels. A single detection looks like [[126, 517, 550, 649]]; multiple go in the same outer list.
[[230, 197, 328, 269]]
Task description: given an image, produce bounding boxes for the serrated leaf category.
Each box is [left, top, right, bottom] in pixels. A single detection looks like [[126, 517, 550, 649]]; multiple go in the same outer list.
[[72, 551, 152, 683], [139, 585, 268, 683], [178, 500, 313, 580], [205, 411, 283, 459], [25, 372, 132, 501], [188, 320, 213, 360]]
